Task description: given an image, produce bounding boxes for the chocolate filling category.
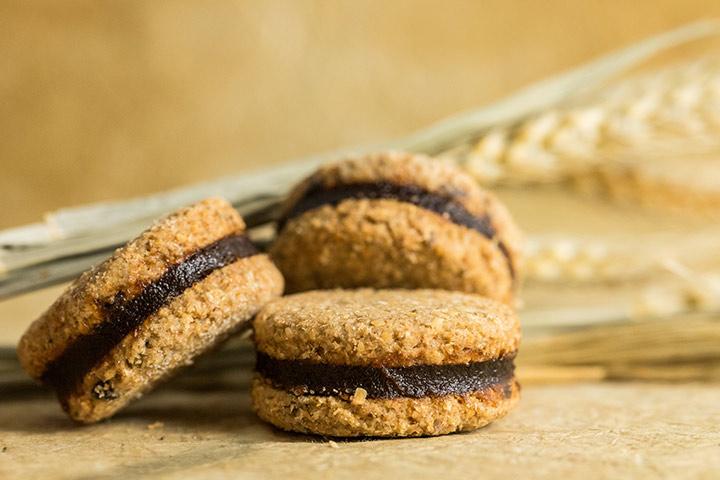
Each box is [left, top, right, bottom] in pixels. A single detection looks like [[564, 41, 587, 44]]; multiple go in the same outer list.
[[277, 181, 514, 278], [255, 351, 516, 399], [42, 233, 258, 401]]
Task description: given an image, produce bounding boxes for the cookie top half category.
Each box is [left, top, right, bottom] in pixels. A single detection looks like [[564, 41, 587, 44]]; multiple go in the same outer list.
[[253, 289, 520, 367], [271, 152, 523, 302]]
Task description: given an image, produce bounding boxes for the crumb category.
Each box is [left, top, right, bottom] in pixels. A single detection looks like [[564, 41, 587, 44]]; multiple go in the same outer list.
[[147, 421, 164, 430], [92, 380, 117, 400], [159, 436, 165, 441], [351, 388, 367, 405], [328, 440, 340, 449], [1, 446, 7, 453]]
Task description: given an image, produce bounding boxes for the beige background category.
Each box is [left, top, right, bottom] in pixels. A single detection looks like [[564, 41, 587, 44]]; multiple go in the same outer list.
[[2, 0, 720, 229]]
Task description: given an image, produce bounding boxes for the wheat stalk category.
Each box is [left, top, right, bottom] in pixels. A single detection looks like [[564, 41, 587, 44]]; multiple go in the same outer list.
[[447, 58, 720, 186]]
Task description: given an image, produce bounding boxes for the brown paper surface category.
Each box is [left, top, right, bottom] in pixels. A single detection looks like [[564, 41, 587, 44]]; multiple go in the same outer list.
[[1, 382, 718, 479]]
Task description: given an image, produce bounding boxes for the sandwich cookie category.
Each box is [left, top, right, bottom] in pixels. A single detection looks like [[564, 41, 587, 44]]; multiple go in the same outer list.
[[252, 289, 520, 437], [270, 151, 523, 304], [17, 197, 284, 423]]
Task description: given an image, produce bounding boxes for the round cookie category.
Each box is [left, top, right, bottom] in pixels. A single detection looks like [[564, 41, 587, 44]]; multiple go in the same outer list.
[[17, 197, 284, 423], [252, 289, 520, 437], [270, 151, 523, 304]]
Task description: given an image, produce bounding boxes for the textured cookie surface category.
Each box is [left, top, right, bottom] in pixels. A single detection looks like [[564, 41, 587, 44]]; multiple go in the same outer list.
[[252, 289, 520, 437], [17, 197, 284, 423], [270, 151, 523, 303], [254, 289, 520, 366]]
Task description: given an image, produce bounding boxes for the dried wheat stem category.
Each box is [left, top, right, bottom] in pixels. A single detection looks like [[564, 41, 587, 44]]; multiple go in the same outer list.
[[521, 313, 720, 366]]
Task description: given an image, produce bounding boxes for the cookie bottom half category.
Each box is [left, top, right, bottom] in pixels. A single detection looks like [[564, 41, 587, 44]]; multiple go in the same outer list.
[[251, 377, 520, 438]]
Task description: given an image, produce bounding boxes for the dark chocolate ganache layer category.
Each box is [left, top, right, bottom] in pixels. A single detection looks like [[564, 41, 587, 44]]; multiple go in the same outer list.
[[277, 181, 514, 278], [279, 182, 495, 236], [42, 233, 258, 400], [255, 351, 516, 399]]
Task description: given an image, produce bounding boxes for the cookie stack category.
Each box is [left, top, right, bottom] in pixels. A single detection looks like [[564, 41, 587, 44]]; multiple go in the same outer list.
[[17, 151, 522, 438]]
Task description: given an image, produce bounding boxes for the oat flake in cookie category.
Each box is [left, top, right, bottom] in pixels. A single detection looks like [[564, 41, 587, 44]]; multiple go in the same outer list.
[[271, 151, 523, 304], [251, 289, 521, 437], [17, 197, 284, 423]]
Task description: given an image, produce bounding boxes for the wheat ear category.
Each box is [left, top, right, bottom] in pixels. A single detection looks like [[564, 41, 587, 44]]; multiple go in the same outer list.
[[448, 58, 720, 187]]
